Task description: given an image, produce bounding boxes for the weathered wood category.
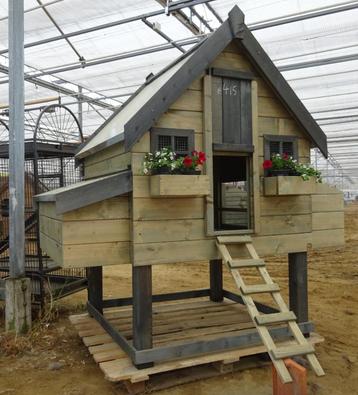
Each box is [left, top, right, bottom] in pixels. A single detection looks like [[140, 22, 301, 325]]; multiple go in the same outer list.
[[311, 229, 345, 248], [261, 196, 311, 216], [311, 194, 344, 212], [255, 311, 296, 326], [88, 266, 103, 314], [288, 252, 308, 323], [150, 175, 210, 197], [260, 214, 312, 236], [84, 152, 131, 179], [264, 176, 316, 196], [217, 235, 252, 244], [240, 283, 280, 295], [312, 211, 344, 231], [271, 344, 314, 360], [169, 89, 202, 112], [132, 266, 153, 366], [209, 259, 223, 302], [229, 258, 265, 268]]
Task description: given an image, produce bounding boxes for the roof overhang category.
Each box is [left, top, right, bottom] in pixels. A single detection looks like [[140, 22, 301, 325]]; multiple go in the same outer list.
[[34, 170, 132, 214]]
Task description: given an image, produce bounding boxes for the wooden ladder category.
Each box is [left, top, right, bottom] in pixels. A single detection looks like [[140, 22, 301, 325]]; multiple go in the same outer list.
[[216, 235, 324, 383]]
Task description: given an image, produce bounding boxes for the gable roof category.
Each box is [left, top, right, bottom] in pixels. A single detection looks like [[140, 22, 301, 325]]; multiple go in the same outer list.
[[77, 5, 327, 160]]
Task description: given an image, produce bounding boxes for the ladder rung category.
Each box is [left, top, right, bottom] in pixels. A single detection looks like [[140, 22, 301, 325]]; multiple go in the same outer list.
[[271, 343, 315, 360], [240, 283, 280, 295], [217, 235, 252, 244], [230, 258, 265, 268], [255, 311, 296, 326]]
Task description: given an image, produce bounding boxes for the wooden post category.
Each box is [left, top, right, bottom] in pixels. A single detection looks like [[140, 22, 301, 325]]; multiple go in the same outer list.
[[87, 266, 103, 314], [210, 259, 223, 302], [132, 265, 153, 368], [288, 252, 308, 323]]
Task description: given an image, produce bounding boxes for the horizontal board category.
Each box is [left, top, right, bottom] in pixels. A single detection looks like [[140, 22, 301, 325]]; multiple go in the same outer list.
[[260, 214, 312, 236], [84, 142, 125, 167], [314, 183, 342, 195], [154, 109, 203, 133], [311, 229, 345, 249], [169, 89, 202, 112], [63, 241, 130, 268], [261, 196, 311, 216], [39, 232, 63, 266], [133, 239, 218, 266], [39, 215, 62, 243], [132, 132, 150, 153], [252, 233, 311, 256], [63, 219, 130, 244], [133, 219, 206, 243], [150, 175, 210, 197], [63, 197, 129, 221], [312, 212, 344, 231], [258, 97, 290, 118], [264, 176, 316, 196], [311, 194, 344, 212], [211, 51, 253, 72], [39, 201, 61, 220], [132, 197, 205, 221], [84, 152, 131, 179]]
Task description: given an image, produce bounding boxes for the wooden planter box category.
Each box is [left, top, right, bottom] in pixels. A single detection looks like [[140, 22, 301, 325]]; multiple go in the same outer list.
[[264, 176, 316, 196], [150, 174, 210, 197]]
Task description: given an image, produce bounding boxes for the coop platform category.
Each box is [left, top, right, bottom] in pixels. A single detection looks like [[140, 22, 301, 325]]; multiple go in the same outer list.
[[69, 298, 323, 390]]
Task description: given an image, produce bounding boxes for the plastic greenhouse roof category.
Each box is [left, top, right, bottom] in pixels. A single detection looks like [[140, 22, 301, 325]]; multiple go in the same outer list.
[[0, 0, 357, 186]]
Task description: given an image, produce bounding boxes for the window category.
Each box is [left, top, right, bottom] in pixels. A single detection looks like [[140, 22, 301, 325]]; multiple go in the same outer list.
[[264, 135, 298, 160], [151, 127, 194, 156]]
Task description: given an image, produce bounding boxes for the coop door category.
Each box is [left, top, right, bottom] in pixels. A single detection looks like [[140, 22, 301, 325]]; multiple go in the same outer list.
[[213, 156, 251, 231]]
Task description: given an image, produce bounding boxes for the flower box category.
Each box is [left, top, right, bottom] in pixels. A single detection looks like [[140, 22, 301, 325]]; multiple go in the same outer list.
[[264, 176, 316, 196], [150, 174, 210, 197]]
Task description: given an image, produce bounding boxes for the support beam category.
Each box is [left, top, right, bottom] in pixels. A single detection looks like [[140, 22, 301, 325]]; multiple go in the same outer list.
[[288, 252, 308, 323], [209, 259, 223, 302], [132, 265, 153, 368], [6, 0, 32, 334], [8, 0, 25, 279], [87, 267, 103, 314]]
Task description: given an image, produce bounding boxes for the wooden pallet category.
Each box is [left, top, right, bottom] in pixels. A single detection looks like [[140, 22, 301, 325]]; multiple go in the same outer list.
[[216, 235, 325, 383], [69, 299, 323, 393]]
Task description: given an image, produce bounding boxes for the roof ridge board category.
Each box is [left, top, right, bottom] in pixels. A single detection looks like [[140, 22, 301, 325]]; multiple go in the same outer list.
[[75, 36, 209, 159]]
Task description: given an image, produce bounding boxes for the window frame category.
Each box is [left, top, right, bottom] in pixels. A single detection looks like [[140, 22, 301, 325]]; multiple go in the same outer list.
[[150, 127, 195, 155], [264, 134, 299, 161]]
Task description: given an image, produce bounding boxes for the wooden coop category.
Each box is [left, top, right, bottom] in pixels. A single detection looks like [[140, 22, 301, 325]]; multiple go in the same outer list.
[[0, 105, 87, 306], [35, 6, 344, 385]]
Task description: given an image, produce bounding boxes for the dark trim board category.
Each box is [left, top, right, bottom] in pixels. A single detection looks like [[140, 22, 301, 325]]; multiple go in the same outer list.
[[87, 290, 314, 366], [87, 299, 314, 366], [235, 25, 327, 156], [34, 170, 132, 214], [211, 68, 255, 81], [213, 143, 254, 153]]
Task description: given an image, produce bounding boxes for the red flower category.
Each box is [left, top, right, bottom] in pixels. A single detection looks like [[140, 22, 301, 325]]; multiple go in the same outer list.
[[198, 151, 206, 164], [183, 156, 193, 168], [263, 159, 273, 169], [283, 152, 289, 160]]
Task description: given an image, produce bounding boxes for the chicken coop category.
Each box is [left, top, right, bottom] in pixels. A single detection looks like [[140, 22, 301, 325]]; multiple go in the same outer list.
[[35, 6, 344, 385], [0, 104, 87, 306]]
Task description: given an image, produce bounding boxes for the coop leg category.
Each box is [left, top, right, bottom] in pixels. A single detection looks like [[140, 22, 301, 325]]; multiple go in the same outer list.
[[288, 252, 308, 324], [210, 259, 223, 302], [132, 265, 153, 369], [87, 266, 103, 315]]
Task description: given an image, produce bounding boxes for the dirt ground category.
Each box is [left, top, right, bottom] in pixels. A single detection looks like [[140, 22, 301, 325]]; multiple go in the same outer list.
[[1, 204, 357, 395]]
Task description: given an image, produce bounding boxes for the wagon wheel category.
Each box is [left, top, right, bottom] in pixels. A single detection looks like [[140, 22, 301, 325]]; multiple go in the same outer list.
[[0, 119, 9, 141], [34, 104, 83, 144]]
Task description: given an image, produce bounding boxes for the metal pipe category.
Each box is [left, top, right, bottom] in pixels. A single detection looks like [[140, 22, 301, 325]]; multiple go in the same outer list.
[[8, 0, 25, 278], [249, 1, 358, 31], [0, 0, 214, 56], [0, 0, 64, 21], [0, 37, 201, 84]]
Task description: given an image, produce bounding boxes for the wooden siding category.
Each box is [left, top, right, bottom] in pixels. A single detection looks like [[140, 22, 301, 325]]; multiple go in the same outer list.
[[84, 141, 131, 179], [39, 197, 130, 268]]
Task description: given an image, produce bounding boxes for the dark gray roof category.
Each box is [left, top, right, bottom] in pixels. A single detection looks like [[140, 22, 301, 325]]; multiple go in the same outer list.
[[77, 5, 327, 159], [34, 170, 132, 214]]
